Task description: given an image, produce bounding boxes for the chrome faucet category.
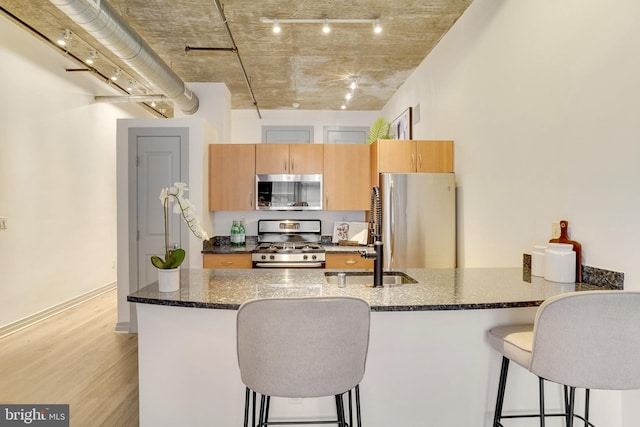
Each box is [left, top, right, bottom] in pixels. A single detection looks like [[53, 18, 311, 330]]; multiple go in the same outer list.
[[359, 186, 383, 287]]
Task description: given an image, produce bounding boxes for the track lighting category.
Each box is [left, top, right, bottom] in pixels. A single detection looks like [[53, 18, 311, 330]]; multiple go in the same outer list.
[[345, 92, 352, 101], [272, 19, 281, 34], [350, 77, 359, 90], [110, 68, 120, 82], [373, 19, 382, 34], [57, 29, 72, 46], [322, 19, 330, 34], [260, 17, 382, 34], [85, 51, 97, 65]]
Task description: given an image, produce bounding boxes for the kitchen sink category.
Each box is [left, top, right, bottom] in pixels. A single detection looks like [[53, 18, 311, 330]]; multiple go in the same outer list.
[[324, 271, 418, 287]]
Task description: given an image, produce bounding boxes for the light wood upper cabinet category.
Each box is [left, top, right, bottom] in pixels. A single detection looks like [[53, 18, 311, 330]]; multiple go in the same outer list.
[[209, 144, 256, 211], [323, 144, 371, 211], [415, 140, 454, 173], [256, 144, 323, 174], [370, 139, 454, 185]]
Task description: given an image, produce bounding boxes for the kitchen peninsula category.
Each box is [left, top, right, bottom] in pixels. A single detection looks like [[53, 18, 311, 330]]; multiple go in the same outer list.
[[128, 268, 608, 427]]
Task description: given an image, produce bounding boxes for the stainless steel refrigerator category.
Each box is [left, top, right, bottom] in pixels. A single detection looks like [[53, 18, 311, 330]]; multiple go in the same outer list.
[[380, 173, 456, 269]]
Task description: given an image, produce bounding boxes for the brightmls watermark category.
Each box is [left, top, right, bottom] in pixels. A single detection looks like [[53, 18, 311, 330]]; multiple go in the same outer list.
[[0, 405, 69, 426]]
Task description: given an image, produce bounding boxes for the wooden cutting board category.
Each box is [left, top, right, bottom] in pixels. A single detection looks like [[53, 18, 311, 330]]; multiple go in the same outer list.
[[549, 220, 582, 283]]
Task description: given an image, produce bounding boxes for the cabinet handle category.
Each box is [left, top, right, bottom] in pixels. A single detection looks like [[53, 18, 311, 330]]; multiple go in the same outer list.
[[223, 261, 234, 266], [418, 154, 423, 171], [284, 161, 288, 173], [325, 194, 329, 210], [411, 153, 416, 170], [345, 260, 357, 265]]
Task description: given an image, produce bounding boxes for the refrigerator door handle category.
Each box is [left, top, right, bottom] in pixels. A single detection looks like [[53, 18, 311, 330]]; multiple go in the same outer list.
[[389, 181, 395, 266]]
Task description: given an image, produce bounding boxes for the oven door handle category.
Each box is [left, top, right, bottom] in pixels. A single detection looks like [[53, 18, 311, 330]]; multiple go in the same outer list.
[[254, 262, 325, 268]]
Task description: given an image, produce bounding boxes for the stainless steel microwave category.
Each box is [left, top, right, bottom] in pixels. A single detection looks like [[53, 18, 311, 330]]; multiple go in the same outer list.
[[256, 174, 323, 211]]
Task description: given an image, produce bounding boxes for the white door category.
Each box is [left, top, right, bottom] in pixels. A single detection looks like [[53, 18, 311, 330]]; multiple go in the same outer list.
[[128, 127, 188, 331], [137, 136, 183, 288]]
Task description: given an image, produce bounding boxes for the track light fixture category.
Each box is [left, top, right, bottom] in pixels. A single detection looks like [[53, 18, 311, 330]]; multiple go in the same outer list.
[[322, 19, 330, 34], [110, 68, 121, 82], [57, 28, 72, 46], [260, 17, 382, 34], [272, 19, 281, 34], [84, 50, 97, 65], [373, 19, 382, 34]]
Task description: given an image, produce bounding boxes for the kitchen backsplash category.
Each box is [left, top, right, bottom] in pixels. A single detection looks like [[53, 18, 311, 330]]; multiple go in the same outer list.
[[523, 253, 624, 289]]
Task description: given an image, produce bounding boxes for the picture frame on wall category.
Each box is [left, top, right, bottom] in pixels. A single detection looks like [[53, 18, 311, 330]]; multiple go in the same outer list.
[[390, 107, 412, 140]]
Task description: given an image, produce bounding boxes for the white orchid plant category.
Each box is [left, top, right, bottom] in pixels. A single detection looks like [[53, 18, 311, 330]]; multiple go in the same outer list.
[[151, 182, 209, 269]]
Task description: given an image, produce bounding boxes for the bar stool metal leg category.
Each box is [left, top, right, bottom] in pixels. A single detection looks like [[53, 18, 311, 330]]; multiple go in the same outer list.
[[493, 356, 510, 427], [539, 377, 546, 427], [355, 385, 362, 427]]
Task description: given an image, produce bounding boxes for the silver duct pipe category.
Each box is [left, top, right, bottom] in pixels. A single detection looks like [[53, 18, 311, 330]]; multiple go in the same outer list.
[[49, 0, 199, 115], [94, 95, 170, 104]]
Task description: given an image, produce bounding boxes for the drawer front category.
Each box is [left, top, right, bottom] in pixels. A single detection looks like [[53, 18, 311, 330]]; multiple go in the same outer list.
[[203, 254, 252, 269], [325, 253, 374, 270]]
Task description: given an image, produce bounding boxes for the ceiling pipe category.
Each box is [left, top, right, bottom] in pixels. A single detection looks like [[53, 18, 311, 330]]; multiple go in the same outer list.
[[94, 95, 170, 104], [212, 0, 262, 119], [49, 0, 199, 115]]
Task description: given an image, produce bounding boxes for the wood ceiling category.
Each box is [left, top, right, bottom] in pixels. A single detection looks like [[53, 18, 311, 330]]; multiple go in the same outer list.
[[0, 0, 473, 114]]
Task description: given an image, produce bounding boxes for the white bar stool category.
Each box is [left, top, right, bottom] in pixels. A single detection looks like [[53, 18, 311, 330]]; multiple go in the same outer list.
[[237, 296, 371, 427], [488, 290, 640, 427]]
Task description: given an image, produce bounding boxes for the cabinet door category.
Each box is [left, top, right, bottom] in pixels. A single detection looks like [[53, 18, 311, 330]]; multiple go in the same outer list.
[[209, 144, 256, 211], [323, 144, 370, 210], [255, 144, 290, 174], [325, 253, 373, 270], [416, 140, 454, 172], [290, 144, 324, 174], [203, 254, 252, 269], [376, 139, 417, 173]]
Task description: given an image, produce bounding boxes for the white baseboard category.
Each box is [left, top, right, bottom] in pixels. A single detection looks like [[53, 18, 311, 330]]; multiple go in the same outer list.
[[0, 282, 117, 339], [114, 321, 132, 334]]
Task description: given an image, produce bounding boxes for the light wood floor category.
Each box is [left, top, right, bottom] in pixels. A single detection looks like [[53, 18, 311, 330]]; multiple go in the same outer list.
[[0, 289, 139, 426]]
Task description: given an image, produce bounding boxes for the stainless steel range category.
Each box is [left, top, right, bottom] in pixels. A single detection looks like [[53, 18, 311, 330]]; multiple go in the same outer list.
[[252, 219, 325, 268]]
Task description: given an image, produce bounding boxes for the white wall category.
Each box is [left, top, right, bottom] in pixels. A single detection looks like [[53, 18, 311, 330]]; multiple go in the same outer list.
[[382, 0, 640, 284], [381, 0, 640, 425], [0, 15, 152, 328]]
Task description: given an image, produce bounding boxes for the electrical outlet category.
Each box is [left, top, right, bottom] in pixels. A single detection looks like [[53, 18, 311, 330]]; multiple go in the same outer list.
[[0, 217, 6, 230], [551, 223, 561, 239]]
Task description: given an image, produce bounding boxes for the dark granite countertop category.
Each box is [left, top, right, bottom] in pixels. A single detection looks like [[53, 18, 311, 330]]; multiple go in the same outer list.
[[127, 267, 611, 312]]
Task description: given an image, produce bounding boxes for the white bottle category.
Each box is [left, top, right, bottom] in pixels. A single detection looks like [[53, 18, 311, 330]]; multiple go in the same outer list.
[[544, 243, 576, 283]]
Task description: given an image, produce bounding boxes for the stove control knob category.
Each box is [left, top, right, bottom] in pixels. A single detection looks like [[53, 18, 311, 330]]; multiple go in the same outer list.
[[269, 255, 275, 260], [303, 255, 308, 260], [312, 255, 317, 260], [261, 255, 267, 260]]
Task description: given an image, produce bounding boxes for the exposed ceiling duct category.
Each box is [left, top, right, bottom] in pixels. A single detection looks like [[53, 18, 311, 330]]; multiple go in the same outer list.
[[49, 0, 199, 115]]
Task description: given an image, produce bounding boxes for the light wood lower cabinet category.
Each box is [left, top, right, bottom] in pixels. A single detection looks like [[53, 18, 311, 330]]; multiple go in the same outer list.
[[203, 254, 252, 269], [325, 253, 373, 270]]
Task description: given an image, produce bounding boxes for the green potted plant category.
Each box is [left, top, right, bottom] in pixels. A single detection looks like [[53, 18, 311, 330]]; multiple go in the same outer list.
[[367, 117, 391, 144], [152, 182, 209, 292]]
